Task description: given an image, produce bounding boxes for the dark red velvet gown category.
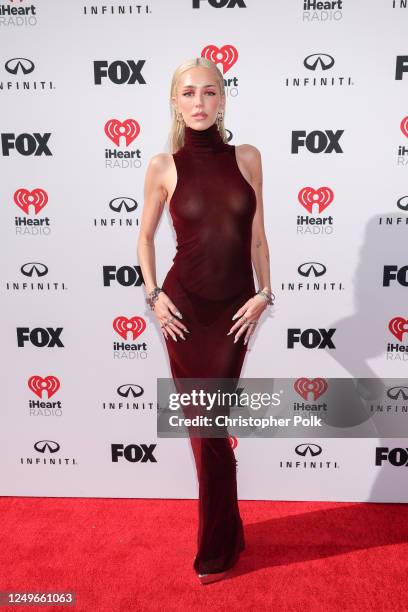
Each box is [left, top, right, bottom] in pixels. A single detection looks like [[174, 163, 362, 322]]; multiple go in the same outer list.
[[161, 122, 256, 575]]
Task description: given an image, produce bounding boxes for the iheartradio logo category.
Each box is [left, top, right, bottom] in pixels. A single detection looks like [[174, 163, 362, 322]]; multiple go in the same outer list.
[[298, 187, 334, 214], [294, 378, 328, 400], [388, 317, 408, 342], [400, 116, 408, 139], [28, 375, 60, 399], [14, 188, 48, 215], [104, 119, 140, 146], [201, 44, 238, 74], [113, 316, 146, 340]]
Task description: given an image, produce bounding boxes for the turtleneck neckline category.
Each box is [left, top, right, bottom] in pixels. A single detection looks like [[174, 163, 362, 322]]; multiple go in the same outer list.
[[183, 122, 226, 153]]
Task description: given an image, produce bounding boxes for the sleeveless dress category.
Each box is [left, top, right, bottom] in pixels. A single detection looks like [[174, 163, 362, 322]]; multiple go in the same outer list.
[[161, 122, 256, 575]]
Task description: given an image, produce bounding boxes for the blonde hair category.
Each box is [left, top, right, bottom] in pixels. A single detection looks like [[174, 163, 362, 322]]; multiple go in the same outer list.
[[169, 57, 227, 154]]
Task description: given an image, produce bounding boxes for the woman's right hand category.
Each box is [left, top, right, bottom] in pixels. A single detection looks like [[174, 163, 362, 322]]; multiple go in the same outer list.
[[153, 291, 190, 342]]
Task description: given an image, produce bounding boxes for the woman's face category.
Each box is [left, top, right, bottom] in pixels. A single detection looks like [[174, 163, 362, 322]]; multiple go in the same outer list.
[[173, 66, 224, 130]]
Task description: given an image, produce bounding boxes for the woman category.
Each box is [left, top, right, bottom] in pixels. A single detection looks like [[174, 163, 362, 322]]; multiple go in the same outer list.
[[137, 57, 273, 584]]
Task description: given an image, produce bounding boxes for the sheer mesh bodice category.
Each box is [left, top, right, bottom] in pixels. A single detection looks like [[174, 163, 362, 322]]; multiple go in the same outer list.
[[168, 122, 256, 300]]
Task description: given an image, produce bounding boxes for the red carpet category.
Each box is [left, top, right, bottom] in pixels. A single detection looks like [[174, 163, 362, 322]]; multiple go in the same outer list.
[[1, 497, 407, 611]]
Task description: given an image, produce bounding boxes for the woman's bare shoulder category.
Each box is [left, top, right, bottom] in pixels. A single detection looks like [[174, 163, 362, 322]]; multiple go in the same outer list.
[[144, 154, 175, 203], [235, 144, 262, 179], [146, 152, 173, 172], [235, 143, 261, 161]]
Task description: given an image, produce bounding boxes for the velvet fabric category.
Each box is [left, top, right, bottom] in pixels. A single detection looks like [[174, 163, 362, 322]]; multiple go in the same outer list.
[[161, 121, 256, 574]]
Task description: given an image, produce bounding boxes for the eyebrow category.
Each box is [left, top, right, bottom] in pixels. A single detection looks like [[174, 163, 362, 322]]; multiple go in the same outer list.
[[181, 84, 216, 89]]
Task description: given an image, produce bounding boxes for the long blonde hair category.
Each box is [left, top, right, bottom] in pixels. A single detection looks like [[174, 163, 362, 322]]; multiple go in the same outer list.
[[169, 57, 227, 154]]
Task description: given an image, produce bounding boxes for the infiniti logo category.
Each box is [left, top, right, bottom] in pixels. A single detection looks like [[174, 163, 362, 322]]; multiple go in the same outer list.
[[396, 195, 408, 211], [295, 443, 322, 457], [117, 384, 144, 398], [34, 440, 60, 453], [5, 58, 35, 75], [387, 386, 408, 401], [109, 197, 137, 213], [20, 262, 48, 277], [303, 53, 335, 71], [297, 262, 327, 277]]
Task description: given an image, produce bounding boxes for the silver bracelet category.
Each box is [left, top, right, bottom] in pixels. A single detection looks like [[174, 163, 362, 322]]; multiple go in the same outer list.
[[146, 286, 163, 310], [256, 289, 275, 306]]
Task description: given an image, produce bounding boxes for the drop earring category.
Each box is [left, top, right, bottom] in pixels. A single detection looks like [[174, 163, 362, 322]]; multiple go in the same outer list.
[[216, 110, 224, 130]]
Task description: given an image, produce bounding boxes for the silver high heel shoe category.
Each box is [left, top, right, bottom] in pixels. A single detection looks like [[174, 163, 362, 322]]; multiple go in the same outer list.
[[197, 569, 230, 585]]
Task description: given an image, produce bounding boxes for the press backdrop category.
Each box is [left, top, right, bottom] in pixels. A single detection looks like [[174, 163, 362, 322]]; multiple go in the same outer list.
[[1, 0, 408, 502]]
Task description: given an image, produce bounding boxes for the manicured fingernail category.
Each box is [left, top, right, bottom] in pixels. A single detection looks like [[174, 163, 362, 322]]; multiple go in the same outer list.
[[176, 311, 182, 318], [227, 331, 232, 335], [232, 314, 238, 320], [234, 338, 237, 343]]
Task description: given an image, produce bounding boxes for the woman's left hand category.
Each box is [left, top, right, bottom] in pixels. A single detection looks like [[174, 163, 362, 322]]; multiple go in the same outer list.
[[227, 294, 268, 345]]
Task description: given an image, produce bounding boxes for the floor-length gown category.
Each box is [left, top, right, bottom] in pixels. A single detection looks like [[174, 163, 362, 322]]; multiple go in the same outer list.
[[161, 121, 256, 575]]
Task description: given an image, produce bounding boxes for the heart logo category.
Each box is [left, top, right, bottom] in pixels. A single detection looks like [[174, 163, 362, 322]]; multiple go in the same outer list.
[[229, 435, 238, 449], [104, 119, 140, 146], [28, 375, 60, 399], [201, 44, 238, 74], [294, 378, 328, 400], [298, 186, 334, 214], [400, 116, 408, 139], [113, 316, 146, 340], [14, 188, 48, 215], [389, 316, 408, 342]]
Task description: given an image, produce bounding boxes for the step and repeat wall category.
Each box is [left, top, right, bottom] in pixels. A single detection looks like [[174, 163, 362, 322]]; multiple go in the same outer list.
[[1, 0, 408, 502]]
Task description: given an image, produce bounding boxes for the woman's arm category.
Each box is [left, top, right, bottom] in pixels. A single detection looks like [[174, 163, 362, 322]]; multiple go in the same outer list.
[[137, 154, 168, 294], [238, 144, 272, 295], [137, 153, 189, 341]]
